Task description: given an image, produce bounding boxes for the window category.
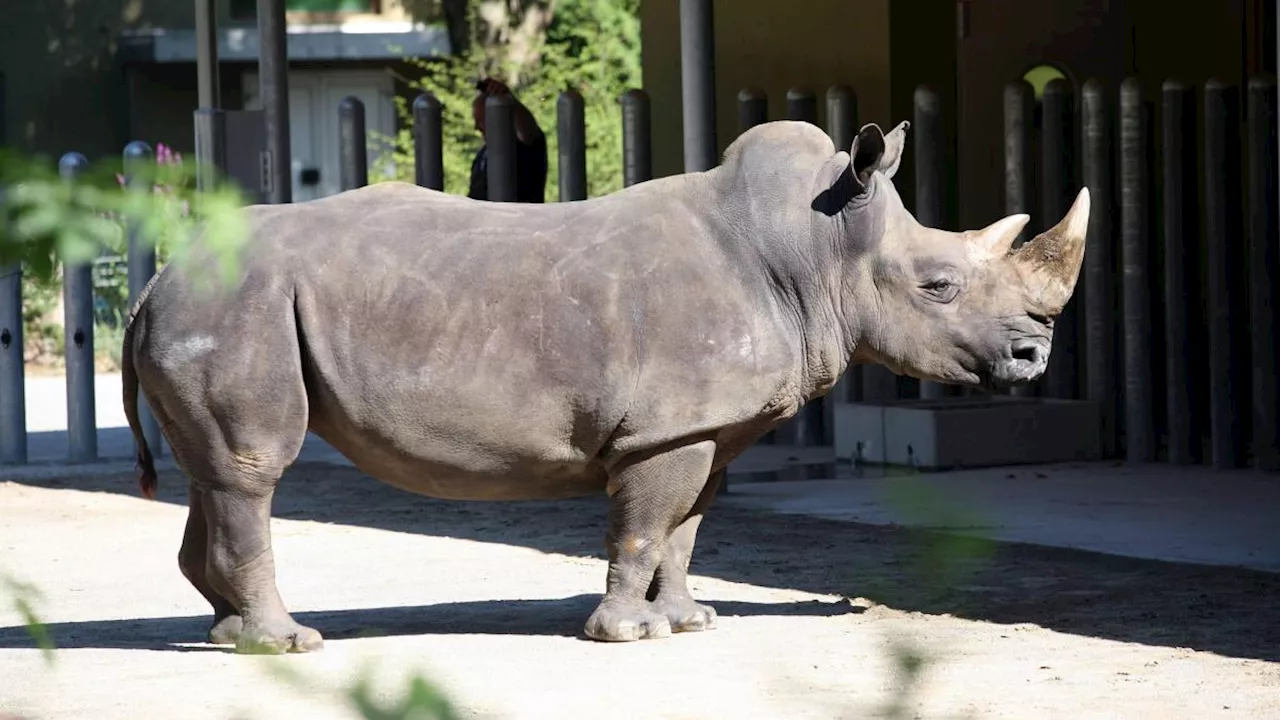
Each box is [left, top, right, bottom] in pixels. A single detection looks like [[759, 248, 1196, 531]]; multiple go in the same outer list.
[[228, 0, 380, 21]]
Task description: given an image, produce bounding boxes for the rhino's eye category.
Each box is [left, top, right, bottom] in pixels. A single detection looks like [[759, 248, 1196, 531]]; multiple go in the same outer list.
[[921, 278, 960, 303]]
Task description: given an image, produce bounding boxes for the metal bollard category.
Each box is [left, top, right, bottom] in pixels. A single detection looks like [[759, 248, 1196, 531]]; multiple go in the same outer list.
[[786, 87, 817, 125], [1161, 80, 1199, 464], [60, 152, 98, 463], [1119, 79, 1154, 463], [1204, 79, 1249, 469], [737, 87, 767, 135], [825, 84, 860, 413], [485, 94, 518, 202], [1040, 78, 1079, 400], [0, 231, 23, 465], [338, 96, 368, 191], [914, 85, 951, 401], [1247, 74, 1280, 471], [557, 90, 587, 202], [621, 89, 653, 187], [123, 141, 163, 459], [825, 85, 858, 152], [1003, 80, 1036, 398], [413, 92, 445, 191], [680, 0, 717, 173], [1081, 79, 1118, 459]]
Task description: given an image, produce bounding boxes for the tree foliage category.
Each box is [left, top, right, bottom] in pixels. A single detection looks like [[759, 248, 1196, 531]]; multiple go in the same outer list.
[[375, 0, 642, 200]]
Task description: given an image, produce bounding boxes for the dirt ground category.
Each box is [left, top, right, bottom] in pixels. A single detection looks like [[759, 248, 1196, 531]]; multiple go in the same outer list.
[[1, 462, 1277, 720]]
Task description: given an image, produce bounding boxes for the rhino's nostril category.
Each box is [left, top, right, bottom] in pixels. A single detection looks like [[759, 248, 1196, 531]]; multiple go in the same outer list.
[[1011, 342, 1039, 363]]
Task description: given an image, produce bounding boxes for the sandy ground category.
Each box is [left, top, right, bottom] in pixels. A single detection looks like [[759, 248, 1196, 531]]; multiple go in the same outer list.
[[1, 462, 1277, 720]]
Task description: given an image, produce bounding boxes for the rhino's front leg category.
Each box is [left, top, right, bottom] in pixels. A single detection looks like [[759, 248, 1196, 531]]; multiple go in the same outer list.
[[584, 440, 715, 642], [645, 467, 723, 633]]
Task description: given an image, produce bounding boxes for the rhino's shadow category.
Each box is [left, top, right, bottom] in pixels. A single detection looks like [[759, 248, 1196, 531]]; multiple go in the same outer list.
[[0, 595, 858, 652], [9, 461, 1280, 663]]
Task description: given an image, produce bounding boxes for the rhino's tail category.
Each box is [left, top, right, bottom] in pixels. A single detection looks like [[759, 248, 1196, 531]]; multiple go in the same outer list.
[[122, 273, 163, 501]]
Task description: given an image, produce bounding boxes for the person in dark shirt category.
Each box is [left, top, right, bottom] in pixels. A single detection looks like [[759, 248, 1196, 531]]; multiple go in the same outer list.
[[467, 77, 549, 203]]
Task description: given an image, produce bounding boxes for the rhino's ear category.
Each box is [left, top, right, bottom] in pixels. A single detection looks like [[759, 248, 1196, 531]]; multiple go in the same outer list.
[[850, 120, 910, 189]]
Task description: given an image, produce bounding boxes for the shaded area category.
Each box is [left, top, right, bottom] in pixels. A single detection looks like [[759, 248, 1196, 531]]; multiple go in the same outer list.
[[8, 462, 1280, 662], [0, 596, 856, 652]]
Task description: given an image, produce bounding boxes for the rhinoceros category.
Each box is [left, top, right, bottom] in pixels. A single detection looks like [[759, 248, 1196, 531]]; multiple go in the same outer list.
[[122, 119, 1089, 654]]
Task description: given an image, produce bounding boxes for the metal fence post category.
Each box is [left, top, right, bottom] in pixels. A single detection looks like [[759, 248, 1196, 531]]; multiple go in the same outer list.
[[1120, 78, 1154, 463], [124, 141, 163, 459], [680, 0, 717, 172], [1004, 79, 1036, 398], [786, 87, 817, 125], [738, 87, 767, 135], [486, 94, 518, 202], [59, 152, 98, 463], [914, 85, 952, 400], [0, 225, 24, 465], [1081, 79, 1118, 459], [621, 89, 653, 187], [1161, 80, 1199, 464], [1040, 78, 1079, 400], [1247, 74, 1280, 471], [825, 84, 860, 416], [338, 96, 368, 191], [1204, 79, 1249, 469], [413, 93, 444, 191], [557, 90, 587, 201]]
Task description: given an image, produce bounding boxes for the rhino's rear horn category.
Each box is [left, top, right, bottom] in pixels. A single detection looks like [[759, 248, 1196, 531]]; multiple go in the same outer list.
[[1013, 187, 1091, 314]]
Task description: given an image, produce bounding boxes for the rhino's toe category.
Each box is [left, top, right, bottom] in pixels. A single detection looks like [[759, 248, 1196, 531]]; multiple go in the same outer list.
[[583, 601, 672, 642], [235, 621, 325, 655], [653, 596, 717, 633], [208, 615, 244, 645]]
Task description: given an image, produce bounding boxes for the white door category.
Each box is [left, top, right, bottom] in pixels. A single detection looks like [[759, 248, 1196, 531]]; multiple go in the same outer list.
[[243, 69, 398, 202]]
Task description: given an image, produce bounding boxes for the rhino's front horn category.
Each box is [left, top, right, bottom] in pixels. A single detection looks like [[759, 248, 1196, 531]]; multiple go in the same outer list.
[[1014, 187, 1091, 315]]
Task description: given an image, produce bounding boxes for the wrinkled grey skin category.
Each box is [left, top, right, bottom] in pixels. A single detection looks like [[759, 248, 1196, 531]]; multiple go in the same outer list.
[[123, 119, 1089, 654]]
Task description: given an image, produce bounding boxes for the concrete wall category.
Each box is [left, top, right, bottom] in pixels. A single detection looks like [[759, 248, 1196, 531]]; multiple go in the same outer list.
[[640, 0, 893, 179]]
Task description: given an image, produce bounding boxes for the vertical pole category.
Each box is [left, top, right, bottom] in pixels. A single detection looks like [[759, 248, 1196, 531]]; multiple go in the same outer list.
[[621, 89, 653, 187], [1004, 80, 1036, 398], [337, 96, 368, 192], [258, 0, 291, 204], [825, 84, 859, 413], [486, 94, 518, 202], [1204, 79, 1249, 469], [738, 88, 767, 134], [1040, 78, 1079, 400], [1248, 74, 1280, 471], [59, 152, 97, 463], [680, 0, 717, 172], [914, 85, 951, 400], [124, 141, 162, 459], [786, 88, 817, 125], [0, 221, 24, 465], [1120, 78, 1154, 463], [1081, 79, 1118, 458], [195, 0, 220, 109], [413, 93, 445, 191], [1161, 80, 1198, 464], [557, 90, 587, 201]]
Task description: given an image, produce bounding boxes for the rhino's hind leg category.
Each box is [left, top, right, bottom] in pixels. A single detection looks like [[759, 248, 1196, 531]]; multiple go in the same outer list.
[[584, 440, 715, 642], [645, 468, 724, 633], [177, 484, 243, 645]]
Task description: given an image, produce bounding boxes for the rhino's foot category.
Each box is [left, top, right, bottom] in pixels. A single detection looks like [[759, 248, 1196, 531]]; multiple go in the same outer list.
[[207, 614, 244, 645], [583, 600, 672, 642], [651, 595, 717, 633], [235, 620, 324, 655]]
